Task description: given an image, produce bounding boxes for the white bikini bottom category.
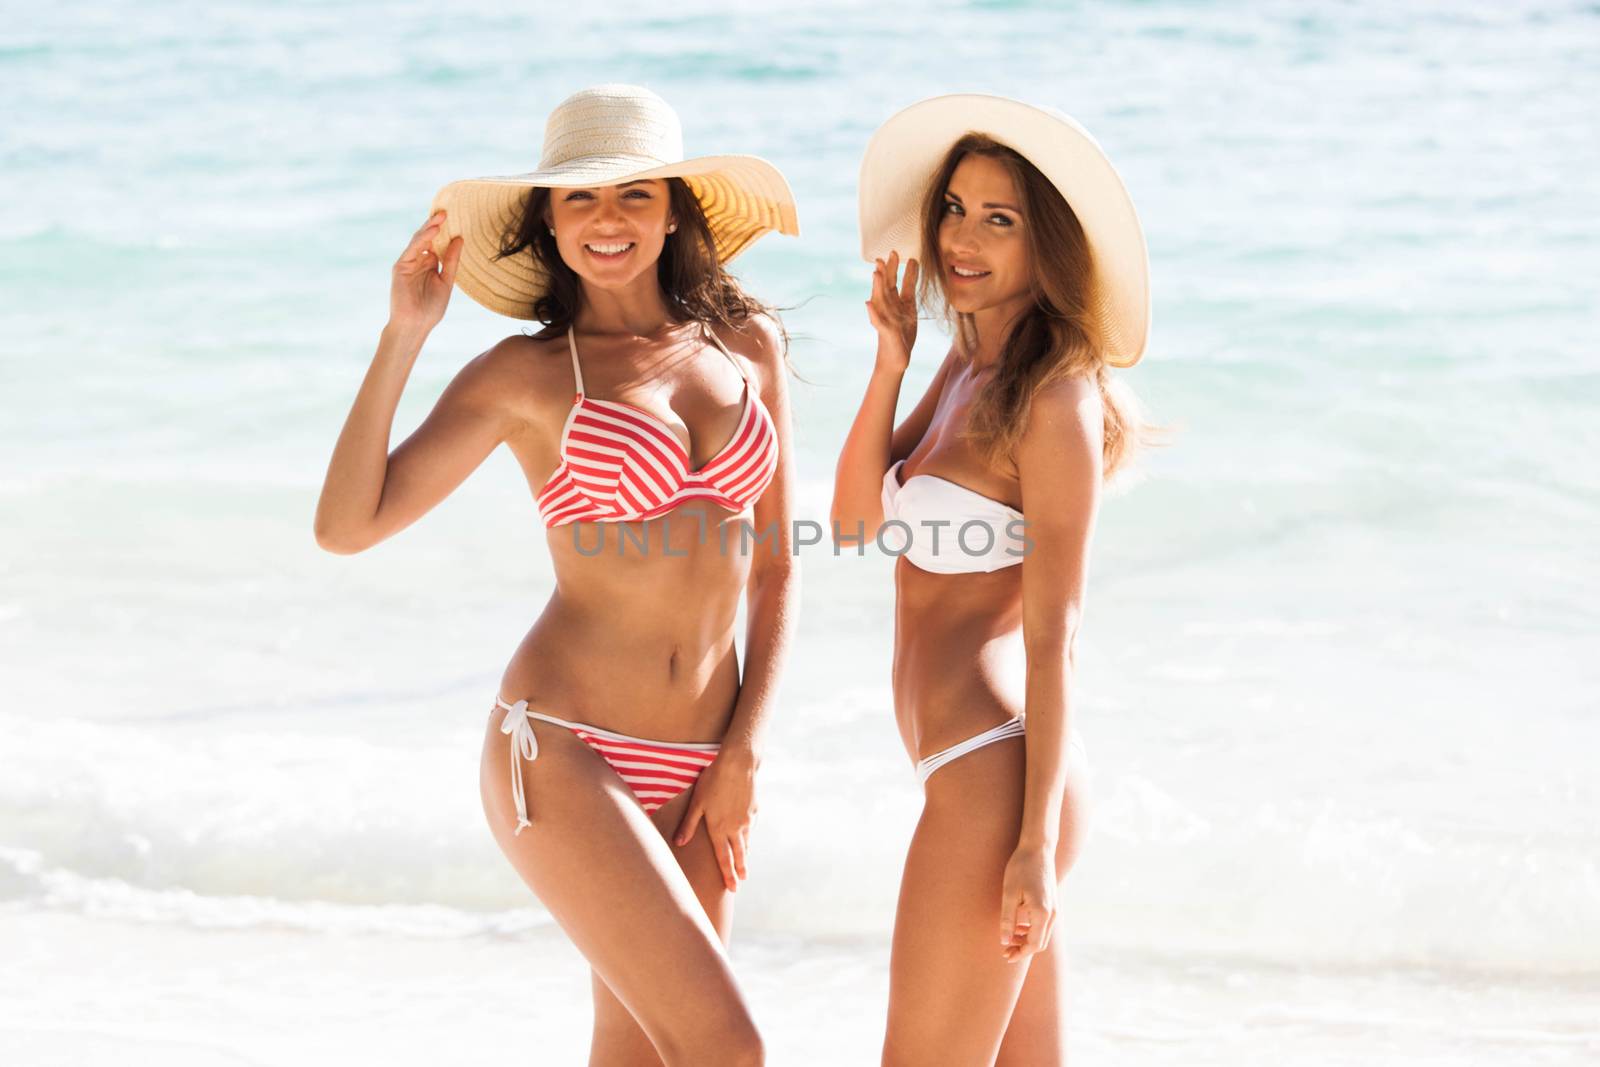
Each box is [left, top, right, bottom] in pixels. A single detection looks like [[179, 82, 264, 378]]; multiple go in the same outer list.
[[914, 717, 1087, 784]]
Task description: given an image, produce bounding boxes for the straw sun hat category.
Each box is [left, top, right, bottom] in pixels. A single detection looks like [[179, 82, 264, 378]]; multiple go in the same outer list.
[[858, 92, 1150, 368], [428, 84, 800, 319]]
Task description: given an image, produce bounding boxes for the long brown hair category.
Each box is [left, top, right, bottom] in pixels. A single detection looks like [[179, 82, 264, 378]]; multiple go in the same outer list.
[[918, 133, 1167, 480], [493, 178, 791, 366]]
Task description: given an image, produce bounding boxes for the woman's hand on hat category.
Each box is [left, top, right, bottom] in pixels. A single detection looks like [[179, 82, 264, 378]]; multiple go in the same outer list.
[[389, 211, 463, 337], [866, 251, 919, 373]]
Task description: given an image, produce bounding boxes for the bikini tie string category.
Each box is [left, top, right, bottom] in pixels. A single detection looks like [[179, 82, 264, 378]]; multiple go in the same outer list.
[[498, 698, 539, 835]]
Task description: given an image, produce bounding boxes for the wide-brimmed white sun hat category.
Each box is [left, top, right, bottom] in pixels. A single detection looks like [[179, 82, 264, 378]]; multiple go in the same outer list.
[[859, 92, 1149, 367], [429, 83, 800, 319]]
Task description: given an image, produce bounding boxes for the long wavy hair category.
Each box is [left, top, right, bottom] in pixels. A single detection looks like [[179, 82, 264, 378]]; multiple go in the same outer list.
[[493, 177, 791, 366], [918, 133, 1168, 480]]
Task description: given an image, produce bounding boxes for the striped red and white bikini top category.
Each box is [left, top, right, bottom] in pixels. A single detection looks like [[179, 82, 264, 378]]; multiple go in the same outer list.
[[535, 323, 780, 527]]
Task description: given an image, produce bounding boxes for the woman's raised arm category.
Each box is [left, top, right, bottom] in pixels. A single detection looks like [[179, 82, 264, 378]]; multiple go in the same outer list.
[[830, 252, 951, 541], [313, 210, 525, 554]]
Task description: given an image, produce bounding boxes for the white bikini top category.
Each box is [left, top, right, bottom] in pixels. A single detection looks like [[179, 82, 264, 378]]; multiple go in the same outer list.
[[879, 459, 1028, 574]]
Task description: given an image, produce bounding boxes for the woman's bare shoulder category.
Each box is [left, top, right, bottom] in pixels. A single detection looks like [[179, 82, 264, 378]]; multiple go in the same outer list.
[[1017, 372, 1103, 472], [466, 332, 575, 433], [711, 310, 786, 389]]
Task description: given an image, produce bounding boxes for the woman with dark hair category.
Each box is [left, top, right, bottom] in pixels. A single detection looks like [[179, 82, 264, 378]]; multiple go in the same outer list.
[[314, 84, 800, 1066], [832, 94, 1161, 1065]]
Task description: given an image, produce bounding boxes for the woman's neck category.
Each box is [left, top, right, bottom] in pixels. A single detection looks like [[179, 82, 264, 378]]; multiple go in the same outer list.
[[576, 278, 679, 338], [963, 296, 1031, 369]]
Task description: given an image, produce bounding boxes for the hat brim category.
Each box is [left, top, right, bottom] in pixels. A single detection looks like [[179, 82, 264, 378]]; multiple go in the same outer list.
[[858, 93, 1150, 368], [429, 153, 800, 320]]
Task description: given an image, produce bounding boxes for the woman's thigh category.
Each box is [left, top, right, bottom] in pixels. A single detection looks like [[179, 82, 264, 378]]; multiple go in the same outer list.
[[586, 776, 742, 1064], [882, 734, 1032, 1067], [883, 729, 1092, 1067], [479, 710, 754, 1063], [995, 732, 1093, 1067]]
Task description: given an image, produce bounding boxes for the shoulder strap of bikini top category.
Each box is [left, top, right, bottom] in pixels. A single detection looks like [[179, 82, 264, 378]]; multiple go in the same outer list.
[[701, 321, 749, 383], [564, 326, 585, 401]]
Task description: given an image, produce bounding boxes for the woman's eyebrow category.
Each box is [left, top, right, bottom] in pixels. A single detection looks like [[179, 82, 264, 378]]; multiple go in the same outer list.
[[945, 191, 1020, 211]]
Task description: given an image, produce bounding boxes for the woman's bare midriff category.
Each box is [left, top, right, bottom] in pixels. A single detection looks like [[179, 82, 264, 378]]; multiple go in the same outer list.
[[497, 501, 761, 742], [891, 556, 1027, 762]]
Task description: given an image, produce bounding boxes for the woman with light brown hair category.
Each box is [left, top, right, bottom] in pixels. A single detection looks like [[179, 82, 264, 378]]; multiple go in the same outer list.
[[315, 84, 800, 1066], [831, 93, 1159, 1065]]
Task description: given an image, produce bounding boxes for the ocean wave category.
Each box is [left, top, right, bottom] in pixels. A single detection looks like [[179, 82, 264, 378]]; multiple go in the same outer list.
[[0, 846, 549, 939]]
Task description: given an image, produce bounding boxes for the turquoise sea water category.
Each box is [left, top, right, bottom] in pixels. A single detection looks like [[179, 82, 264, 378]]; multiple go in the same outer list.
[[4, 2, 1598, 1062]]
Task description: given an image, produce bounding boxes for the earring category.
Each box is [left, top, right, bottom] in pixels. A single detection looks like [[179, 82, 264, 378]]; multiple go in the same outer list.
[[547, 226, 556, 235], [667, 223, 677, 234]]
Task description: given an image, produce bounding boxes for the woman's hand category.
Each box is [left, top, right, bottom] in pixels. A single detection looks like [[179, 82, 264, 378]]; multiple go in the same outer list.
[[866, 250, 919, 374], [389, 210, 463, 338], [674, 746, 759, 893], [999, 844, 1057, 963]]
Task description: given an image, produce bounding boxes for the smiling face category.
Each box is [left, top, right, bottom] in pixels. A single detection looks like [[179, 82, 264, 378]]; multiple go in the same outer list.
[[936, 153, 1032, 317], [911, 134, 1112, 472], [544, 178, 677, 290]]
